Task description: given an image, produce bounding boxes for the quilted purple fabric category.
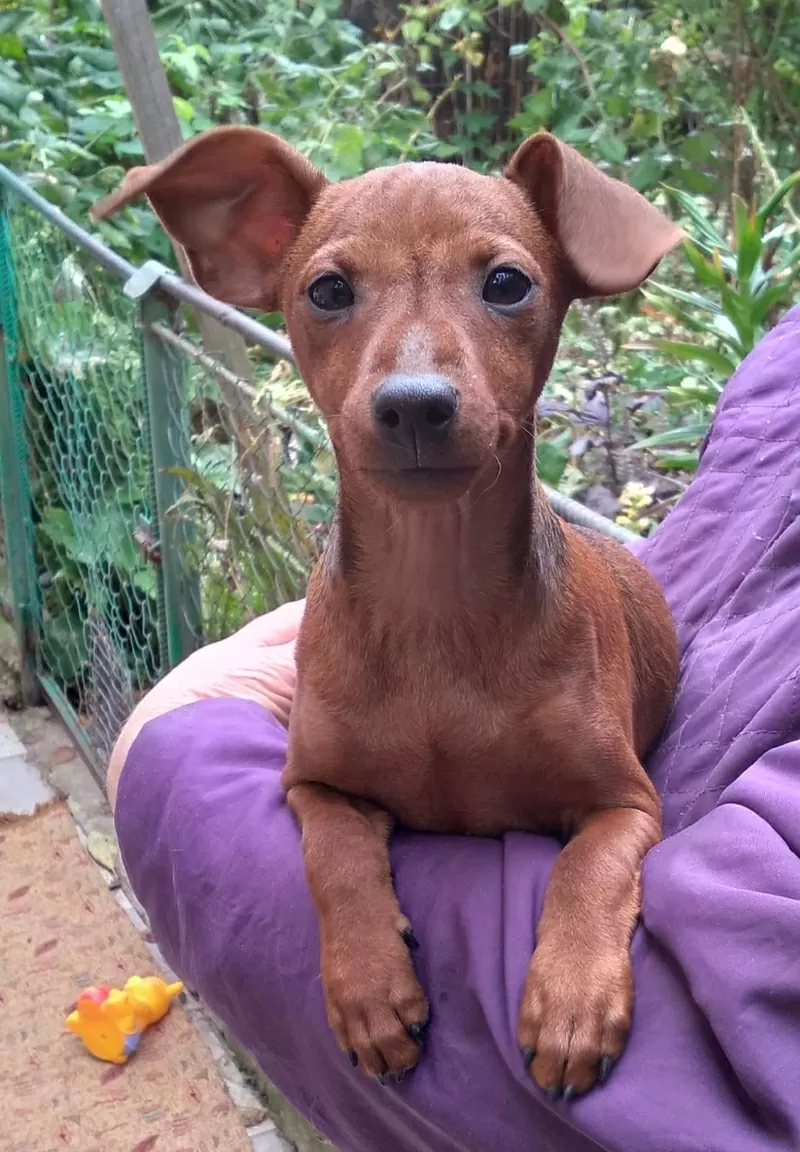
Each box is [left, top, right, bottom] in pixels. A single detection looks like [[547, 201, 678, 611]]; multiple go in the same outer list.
[[116, 302, 800, 1152]]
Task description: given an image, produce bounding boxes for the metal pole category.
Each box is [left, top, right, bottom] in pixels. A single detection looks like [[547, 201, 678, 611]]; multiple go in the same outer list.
[[0, 165, 136, 281], [542, 484, 638, 545], [140, 294, 202, 668], [99, 0, 258, 384], [0, 191, 41, 703], [0, 168, 295, 360]]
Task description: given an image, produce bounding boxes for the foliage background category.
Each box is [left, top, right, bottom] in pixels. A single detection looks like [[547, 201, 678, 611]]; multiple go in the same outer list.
[[2, 0, 800, 535]]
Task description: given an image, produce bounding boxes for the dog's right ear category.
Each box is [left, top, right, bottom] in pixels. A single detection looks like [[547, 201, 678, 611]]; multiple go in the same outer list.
[[91, 127, 328, 312]]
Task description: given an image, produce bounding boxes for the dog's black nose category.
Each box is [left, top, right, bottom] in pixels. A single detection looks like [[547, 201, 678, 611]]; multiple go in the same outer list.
[[372, 374, 459, 451]]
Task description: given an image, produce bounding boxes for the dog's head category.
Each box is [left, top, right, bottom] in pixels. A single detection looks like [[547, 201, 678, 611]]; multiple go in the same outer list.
[[94, 128, 682, 504]]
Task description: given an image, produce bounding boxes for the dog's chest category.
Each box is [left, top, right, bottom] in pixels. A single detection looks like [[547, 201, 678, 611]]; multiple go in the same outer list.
[[290, 638, 572, 835]]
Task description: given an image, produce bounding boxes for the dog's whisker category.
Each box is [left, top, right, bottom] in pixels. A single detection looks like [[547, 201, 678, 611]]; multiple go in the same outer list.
[[473, 455, 503, 505]]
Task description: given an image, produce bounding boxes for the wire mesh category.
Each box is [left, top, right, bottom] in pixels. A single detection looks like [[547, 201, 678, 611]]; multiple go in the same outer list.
[[150, 319, 332, 645], [0, 179, 333, 774], [0, 189, 162, 764]]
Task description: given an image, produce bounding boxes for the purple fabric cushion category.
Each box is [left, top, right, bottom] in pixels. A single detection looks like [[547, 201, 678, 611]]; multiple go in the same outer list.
[[116, 303, 800, 1152]]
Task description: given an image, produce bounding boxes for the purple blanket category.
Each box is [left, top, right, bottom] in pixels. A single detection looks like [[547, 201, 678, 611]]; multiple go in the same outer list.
[[116, 303, 800, 1152]]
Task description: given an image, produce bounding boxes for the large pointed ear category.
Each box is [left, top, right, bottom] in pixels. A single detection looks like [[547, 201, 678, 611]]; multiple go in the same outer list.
[[505, 133, 684, 299], [91, 127, 328, 311]]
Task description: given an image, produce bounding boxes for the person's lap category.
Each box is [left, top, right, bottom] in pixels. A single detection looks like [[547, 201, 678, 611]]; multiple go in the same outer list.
[[115, 303, 800, 1152]]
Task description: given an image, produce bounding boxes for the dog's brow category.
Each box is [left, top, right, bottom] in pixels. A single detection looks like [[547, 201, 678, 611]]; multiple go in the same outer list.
[[298, 238, 364, 280]]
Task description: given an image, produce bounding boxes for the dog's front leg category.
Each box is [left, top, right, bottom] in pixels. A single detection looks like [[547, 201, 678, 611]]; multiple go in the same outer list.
[[518, 791, 661, 1100], [286, 782, 429, 1080]]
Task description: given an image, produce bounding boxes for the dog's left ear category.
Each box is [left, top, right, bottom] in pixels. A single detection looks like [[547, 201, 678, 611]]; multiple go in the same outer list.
[[505, 133, 684, 298]]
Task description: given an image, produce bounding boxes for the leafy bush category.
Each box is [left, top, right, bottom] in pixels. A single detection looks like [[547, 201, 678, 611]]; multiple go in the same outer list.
[[625, 170, 800, 468], [0, 0, 445, 263]]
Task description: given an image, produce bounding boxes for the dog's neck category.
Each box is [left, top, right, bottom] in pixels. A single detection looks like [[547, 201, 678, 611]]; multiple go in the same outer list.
[[325, 438, 564, 638]]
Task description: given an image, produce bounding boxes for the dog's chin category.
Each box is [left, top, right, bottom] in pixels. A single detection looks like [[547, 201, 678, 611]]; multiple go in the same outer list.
[[366, 464, 480, 504]]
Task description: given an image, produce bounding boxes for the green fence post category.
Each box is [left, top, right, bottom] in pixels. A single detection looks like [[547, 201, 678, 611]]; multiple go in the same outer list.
[[0, 190, 41, 705], [140, 292, 201, 669]]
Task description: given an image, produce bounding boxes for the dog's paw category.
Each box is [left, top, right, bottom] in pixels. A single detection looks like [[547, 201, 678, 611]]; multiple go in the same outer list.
[[517, 941, 632, 1100], [320, 918, 429, 1080]]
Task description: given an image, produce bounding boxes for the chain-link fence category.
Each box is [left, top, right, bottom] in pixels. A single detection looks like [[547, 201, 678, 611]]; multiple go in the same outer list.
[[0, 508, 9, 621], [0, 164, 335, 776], [0, 162, 632, 785]]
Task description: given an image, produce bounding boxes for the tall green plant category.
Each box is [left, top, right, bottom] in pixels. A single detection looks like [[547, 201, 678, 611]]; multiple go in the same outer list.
[[630, 173, 800, 461]]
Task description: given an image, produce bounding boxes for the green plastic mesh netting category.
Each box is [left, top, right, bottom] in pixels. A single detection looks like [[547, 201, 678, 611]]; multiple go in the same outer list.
[[0, 187, 333, 773]]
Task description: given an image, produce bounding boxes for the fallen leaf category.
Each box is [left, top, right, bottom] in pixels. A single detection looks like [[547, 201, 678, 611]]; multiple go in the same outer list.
[[86, 831, 119, 875]]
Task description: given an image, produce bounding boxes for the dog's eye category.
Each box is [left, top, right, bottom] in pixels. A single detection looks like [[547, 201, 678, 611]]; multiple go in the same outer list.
[[482, 266, 533, 308], [308, 274, 355, 313]]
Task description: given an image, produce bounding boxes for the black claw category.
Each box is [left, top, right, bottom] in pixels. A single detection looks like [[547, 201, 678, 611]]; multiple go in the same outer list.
[[598, 1056, 616, 1084], [521, 1046, 536, 1069], [377, 1071, 406, 1085], [401, 927, 420, 950], [407, 1020, 429, 1044], [562, 1086, 576, 1103], [346, 1050, 358, 1068], [546, 1086, 562, 1102]]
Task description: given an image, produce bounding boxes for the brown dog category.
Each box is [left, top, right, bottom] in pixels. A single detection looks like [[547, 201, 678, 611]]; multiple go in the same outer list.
[[94, 127, 681, 1101]]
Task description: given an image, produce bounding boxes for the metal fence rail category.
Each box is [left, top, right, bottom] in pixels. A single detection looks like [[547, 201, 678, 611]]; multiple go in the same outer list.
[[0, 163, 633, 784]]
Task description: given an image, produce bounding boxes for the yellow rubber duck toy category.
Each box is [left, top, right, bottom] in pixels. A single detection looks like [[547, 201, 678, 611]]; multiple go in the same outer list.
[[66, 976, 184, 1064]]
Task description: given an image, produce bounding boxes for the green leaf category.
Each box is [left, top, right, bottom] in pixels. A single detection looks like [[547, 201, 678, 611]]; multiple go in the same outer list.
[[732, 196, 762, 287], [627, 152, 663, 191], [677, 166, 718, 196], [632, 423, 710, 450], [544, 0, 568, 21], [718, 280, 756, 351], [756, 170, 800, 229], [0, 33, 25, 61], [595, 136, 627, 165], [675, 376, 724, 404], [664, 186, 728, 255], [536, 437, 569, 485], [647, 280, 721, 315], [41, 610, 90, 686], [173, 96, 194, 122], [652, 450, 700, 473], [0, 71, 28, 111], [71, 45, 119, 71], [438, 7, 466, 31], [682, 239, 726, 289], [650, 339, 737, 377], [402, 18, 425, 42], [132, 567, 157, 597], [709, 309, 745, 352], [521, 87, 552, 124], [750, 274, 800, 327], [0, 11, 27, 35], [776, 239, 800, 277], [39, 506, 79, 558], [331, 123, 364, 178], [677, 131, 718, 164]]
